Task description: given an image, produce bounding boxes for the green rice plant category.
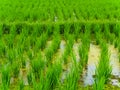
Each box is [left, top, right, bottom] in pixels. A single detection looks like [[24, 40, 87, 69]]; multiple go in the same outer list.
[[67, 34, 74, 49], [62, 36, 74, 64], [45, 62, 62, 90], [39, 32, 48, 50], [114, 38, 118, 48], [79, 29, 90, 68], [62, 65, 79, 90], [100, 42, 112, 81], [12, 61, 20, 78], [34, 32, 48, 51], [93, 76, 106, 90], [22, 37, 30, 51], [114, 38, 120, 52], [0, 39, 6, 58], [31, 53, 45, 79], [113, 24, 120, 37], [51, 33, 61, 53], [62, 47, 69, 64], [20, 55, 26, 68], [103, 24, 111, 43], [64, 23, 70, 40], [38, 71, 46, 90], [74, 23, 81, 41], [45, 47, 54, 64], [30, 34, 37, 48], [109, 33, 115, 44], [46, 25, 52, 37], [94, 24, 102, 45], [0, 24, 3, 39], [1, 64, 11, 90], [31, 26, 39, 38], [45, 33, 60, 64], [18, 32, 26, 45], [95, 31, 102, 45], [27, 50, 34, 60], [27, 71, 33, 86], [19, 78, 24, 90], [7, 34, 14, 49], [32, 74, 39, 90], [94, 41, 112, 89], [79, 45, 88, 68], [10, 25, 16, 39], [32, 70, 45, 90], [16, 41, 24, 57], [21, 26, 29, 38], [7, 49, 16, 64]]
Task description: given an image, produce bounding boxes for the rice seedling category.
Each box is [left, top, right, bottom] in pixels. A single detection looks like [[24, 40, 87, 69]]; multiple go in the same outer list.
[[45, 61, 62, 90], [94, 24, 102, 45], [52, 35, 61, 53], [31, 70, 46, 90], [1, 64, 11, 90], [74, 23, 81, 41], [62, 65, 79, 90], [34, 32, 48, 51], [94, 41, 112, 90], [79, 45, 88, 68], [45, 47, 54, 64], [46, 25, 53, 37], [39, 32, 49, 50], [93, 76, 106, 90], [29, 36, 37, 48], [21, 56, 26, 68], [103, 24, 111, 43], [79, 26, 90, 67], [27, 50, 34, 60], [27, 71, 33, 86], [64, 23, 70, 40], [0, 24, 3, 39], [0, 39, 6, 58], [113, 24, 120, 37], [10, 25, 16, 39], [19, 78, 24, 90], [62, 35, 74, 64], [109, 33, 115, 44], [45, 32, 60, 64], [11, 61, 20, 78], [7, 49, 16, 64], [31, 53, 45, 79]]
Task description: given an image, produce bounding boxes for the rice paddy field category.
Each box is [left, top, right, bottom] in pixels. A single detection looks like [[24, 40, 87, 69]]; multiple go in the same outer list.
[[0, 0, 120, 90]]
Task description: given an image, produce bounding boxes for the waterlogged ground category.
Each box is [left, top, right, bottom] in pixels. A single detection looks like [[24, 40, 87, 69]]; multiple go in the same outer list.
[[0, 39, 120, 89]]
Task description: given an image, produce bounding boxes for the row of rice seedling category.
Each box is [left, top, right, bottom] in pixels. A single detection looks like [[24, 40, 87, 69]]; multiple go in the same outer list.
[[79, 24, 90, 68], [0, 0, 120, 23], [45, 25, 61, 65], [94, 41, 112, 90]]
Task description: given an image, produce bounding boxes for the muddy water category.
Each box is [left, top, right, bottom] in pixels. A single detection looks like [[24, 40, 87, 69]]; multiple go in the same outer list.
[[109, 45, 120, 87], [84, 44, 120, 87]]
